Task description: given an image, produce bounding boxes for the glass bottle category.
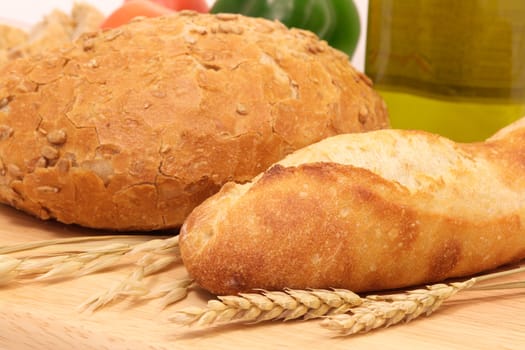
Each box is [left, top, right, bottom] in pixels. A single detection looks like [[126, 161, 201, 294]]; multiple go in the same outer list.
[[365, 0, 525, 142]]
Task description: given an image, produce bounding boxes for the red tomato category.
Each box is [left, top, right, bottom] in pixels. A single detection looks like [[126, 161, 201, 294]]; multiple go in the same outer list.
[[125, 0, 209, 13], [100, 0, 175, 29]]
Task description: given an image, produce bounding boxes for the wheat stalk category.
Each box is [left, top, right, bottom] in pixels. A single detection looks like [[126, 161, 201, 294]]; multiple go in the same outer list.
[[2, 233, 524, 333], [170, 288, 363, 326], [147, 278, 196, 308], [0, 235, 194, 311], [0, 236, 180, 284], [321, 280, 474, 335], [78, 270, 194, 312], [171, 263, 525, 334], [321, 264, 525, 335], [0, 235, 153, 254], [78, 254, 191, 312]]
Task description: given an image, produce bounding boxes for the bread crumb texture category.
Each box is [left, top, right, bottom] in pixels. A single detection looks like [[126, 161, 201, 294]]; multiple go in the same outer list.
[[0, 12, 388, 230]]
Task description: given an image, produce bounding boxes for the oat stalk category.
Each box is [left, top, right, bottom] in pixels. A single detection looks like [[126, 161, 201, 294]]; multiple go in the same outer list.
[[170, 288, 363, 326]]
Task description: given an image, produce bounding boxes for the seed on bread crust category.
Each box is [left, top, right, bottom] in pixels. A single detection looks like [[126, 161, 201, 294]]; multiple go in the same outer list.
[[41, 145, 59, 160], [0, 125, 13, 140], [7, 164, 23, 179], [46, 129, 67, 145], [36, 185, 60, 193]]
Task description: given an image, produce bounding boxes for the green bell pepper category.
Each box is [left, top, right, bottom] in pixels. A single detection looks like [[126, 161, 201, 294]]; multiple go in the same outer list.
[[210, 0, 361, 58]]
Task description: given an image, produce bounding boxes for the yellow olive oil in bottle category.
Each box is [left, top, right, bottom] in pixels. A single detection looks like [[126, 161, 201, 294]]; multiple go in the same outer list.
[[365, 0, 525, 142]]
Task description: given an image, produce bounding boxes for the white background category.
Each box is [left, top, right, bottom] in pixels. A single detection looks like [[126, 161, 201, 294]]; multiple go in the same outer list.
[[0, 0, 368, 71]]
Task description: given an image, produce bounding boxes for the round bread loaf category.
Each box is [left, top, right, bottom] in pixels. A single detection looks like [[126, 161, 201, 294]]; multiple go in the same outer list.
[[0, 12, 388, 231]]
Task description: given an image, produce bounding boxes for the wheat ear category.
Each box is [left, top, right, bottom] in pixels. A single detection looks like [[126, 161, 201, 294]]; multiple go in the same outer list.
[[78, 251, 190, 313], [170, 288, 363, 326], [79, 271, 194, 312], [0, 236, 180, 285], [321, 280, 474, 335], [0, 235, 190, 310], [321, 264, 525, 335]]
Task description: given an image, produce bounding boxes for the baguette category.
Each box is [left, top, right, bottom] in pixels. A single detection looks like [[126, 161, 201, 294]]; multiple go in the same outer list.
[[179, 117, 525, 295], [0, 12, 388, 231]]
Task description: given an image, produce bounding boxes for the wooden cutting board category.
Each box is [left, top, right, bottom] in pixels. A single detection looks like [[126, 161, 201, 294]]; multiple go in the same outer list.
[[0, 204, 524, 350]]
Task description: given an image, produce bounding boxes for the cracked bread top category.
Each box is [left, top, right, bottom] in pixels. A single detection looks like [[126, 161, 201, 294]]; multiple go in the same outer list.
[[0, 12, 388, 231]]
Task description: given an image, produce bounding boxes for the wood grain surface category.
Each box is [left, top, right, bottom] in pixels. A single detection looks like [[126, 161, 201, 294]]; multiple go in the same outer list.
[[0, 204, 524, 350]]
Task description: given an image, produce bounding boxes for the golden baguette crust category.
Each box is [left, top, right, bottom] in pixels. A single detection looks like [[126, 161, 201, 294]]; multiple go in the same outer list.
[[180, 117, 525, 295], [0, 12, 388, 231]]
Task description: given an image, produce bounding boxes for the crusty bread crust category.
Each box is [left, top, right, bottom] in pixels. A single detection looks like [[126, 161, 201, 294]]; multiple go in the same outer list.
[[180, 117, 525, 295], [0, 12, 388, 231]]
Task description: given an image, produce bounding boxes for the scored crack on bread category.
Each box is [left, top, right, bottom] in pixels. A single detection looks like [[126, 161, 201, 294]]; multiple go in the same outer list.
[[0, 12, 388, 231], [179, 117, 525, 295]]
